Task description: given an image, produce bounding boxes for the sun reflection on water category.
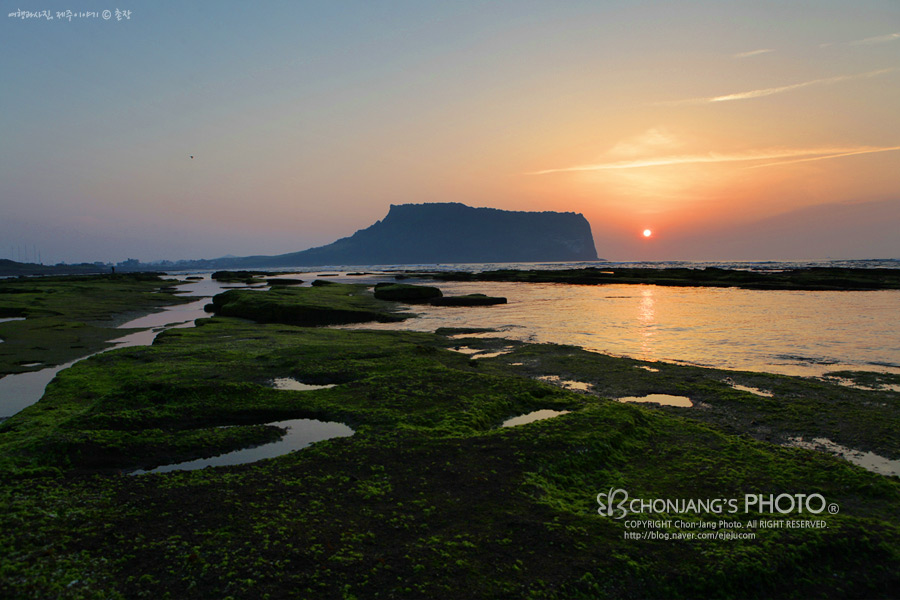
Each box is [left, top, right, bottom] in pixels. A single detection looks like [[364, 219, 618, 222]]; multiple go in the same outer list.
[[340, 281, 900, 377], [637, 287, 656, 360]]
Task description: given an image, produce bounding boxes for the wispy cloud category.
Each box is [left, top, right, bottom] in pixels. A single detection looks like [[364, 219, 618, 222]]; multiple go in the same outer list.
[[657, 68, 894, 105], [733, 48, 775, 59], [529, 145, 900, 175], [822, 31, 900, 48], [747, 145, 900, 168], [607, 128, 682, 157], [849, 31, 900, 45]]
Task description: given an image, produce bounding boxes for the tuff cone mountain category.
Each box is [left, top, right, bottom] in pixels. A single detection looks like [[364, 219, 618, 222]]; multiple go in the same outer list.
[[249, 203, 598, 266]]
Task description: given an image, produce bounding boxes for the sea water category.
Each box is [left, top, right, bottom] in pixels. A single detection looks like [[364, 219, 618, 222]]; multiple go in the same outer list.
[[332, 259, 900, 378]]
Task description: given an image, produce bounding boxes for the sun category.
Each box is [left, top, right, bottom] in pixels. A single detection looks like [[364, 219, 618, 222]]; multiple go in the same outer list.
[[642, 229, 652, 238]]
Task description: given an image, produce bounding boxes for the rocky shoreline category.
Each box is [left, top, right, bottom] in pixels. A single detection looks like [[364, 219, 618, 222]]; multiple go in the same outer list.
[[426, 265, 900, 291], [0, 277, 898, 598]]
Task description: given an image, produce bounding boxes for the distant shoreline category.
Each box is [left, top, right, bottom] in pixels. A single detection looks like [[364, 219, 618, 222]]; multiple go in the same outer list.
[[418, 266, 900, 291], [4, 259, 900, 291]]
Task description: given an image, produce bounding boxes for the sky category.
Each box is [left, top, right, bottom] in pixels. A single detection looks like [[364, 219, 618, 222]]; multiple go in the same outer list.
[[2, 0, 899, 263]]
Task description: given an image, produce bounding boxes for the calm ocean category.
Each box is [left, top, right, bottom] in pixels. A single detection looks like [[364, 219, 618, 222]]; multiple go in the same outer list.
[[329, 259, 900, 377]]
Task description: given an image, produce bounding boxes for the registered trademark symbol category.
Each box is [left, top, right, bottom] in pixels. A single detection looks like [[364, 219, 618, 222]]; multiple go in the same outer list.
[[828, 503, 839, 514]]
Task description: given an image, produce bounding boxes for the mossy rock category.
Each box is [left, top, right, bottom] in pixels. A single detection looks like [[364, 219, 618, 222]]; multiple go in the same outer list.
[[266, 278, 304, 286], [432, 266, 900, 290], [0, 273, 195, 376], [373, 283, 443, 303], [210, 283, 405, 326], [431, 294, 507, 306], [211, 270, 272, 283]]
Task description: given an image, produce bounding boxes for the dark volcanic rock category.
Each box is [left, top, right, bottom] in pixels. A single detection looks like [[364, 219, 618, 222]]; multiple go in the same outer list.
[[266, 278, 304, 286], [252, 203, 598, 266], [430, 294, 507, 306], [211, 270, 271, 282], [209, 284, 405, 326], [373, 283, 443, 303]]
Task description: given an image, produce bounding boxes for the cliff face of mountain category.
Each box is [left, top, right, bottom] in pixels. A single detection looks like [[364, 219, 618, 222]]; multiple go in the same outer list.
[[266, 203, 598, 266]]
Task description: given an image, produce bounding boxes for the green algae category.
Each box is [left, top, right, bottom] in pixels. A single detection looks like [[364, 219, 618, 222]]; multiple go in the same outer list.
[[479, 343, 900, 458], [211, 282, 407, 325], [0, 274, 193, 376], [0, 320, 574, 473], [0, 280, 898, 598], [822, 370, 900, 391]]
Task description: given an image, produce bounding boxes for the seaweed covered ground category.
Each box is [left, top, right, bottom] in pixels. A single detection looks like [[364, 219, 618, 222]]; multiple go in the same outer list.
[[1, 281, 899, 598], [428, 266, 900, 291], [210, 282, 406, 326], [0, 273, 192, 377]]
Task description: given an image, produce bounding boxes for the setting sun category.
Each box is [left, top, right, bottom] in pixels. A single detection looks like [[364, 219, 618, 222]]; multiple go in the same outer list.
[[643, 229, 653, 238]]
